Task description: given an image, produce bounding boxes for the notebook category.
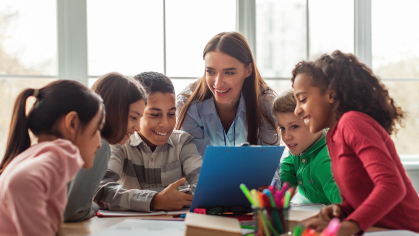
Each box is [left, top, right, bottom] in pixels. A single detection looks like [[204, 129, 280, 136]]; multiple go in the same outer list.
[[184, 213, 241, 236], [97, 207, 190, 217], [89, 219, 185, 236], [190, 145, 284, 212]]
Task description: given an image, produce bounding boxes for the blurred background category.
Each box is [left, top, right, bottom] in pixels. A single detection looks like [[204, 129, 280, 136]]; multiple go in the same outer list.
[[1, 1, 418, 181]]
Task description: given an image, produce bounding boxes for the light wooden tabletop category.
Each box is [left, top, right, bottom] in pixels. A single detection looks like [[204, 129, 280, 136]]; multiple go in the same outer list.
[[58, 215, 175, 236], [58, 210, 387, 236]]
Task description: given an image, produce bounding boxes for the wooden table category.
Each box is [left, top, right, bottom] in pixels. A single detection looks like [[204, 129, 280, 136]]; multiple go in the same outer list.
[[58, 215, 176, 236], [58, 210, 387, 236]]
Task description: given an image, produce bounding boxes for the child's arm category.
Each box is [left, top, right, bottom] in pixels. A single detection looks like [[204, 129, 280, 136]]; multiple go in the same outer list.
[[337, 194, 354, 218], [280, 155, 297, 186], [315, 157, 342, 204], [341, 114, 407, 232], [64, 139, 110, 222], [93, 145, 158, 212], [8, 173, 55, 235], [7, 143, 83, 235], [179, 134, 203, 187]]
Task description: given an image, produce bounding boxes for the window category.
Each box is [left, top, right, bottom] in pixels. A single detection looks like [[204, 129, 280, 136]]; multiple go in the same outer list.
[[372, 0, 419, 79], [165, 0, 236, 78], [256, 0, 354, 79], [308, 0, 354, 59], [0, 0, 57, 75], [256, 0, 307, 78], [0, 0, 57, 156], [1, 0, 419, 162], [87, 0, 164, 76], [87, 0, 236, 95], [372, 0, 419, 155]]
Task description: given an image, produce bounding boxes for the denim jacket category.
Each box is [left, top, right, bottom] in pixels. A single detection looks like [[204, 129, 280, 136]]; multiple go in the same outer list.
[[176, 84, 279, 156]]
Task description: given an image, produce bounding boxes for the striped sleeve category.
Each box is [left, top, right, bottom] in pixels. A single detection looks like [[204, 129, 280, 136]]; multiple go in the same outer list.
[[93, 145, 157, 212], [179, 134, 202, 188]]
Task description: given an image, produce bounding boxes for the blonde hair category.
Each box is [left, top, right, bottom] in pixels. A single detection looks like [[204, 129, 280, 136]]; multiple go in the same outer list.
[[273, 89, 296, 114]]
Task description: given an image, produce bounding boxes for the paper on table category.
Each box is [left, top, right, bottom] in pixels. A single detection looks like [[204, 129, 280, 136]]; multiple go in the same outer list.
[[89, 219, 185, 236], [288, 205, 324, 223], [166, 207, 190, 215], [97, 210, 166, 217], [290, 204, 325, 212], [97, 208, 190, 217], [364, 230, 419, 235], [291, 191, 313, 204]]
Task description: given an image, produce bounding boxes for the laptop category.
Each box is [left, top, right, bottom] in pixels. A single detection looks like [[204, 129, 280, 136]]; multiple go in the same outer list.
[[190, 145, 285, 213]]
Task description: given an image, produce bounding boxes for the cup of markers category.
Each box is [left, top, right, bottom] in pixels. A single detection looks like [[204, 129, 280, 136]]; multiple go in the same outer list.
[[240, 181, 294, 236]]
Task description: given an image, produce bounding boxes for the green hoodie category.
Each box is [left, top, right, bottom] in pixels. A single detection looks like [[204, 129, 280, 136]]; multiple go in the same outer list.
[[280, 132, 341, 204]]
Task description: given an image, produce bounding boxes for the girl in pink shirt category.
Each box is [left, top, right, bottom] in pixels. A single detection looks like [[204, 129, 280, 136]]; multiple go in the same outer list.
[[0, 80, 105, 236], [291, 50, 419, 235]]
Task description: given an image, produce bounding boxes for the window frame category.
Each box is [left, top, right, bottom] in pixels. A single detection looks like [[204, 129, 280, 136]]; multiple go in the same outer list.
[[1, 0, 418, 166]]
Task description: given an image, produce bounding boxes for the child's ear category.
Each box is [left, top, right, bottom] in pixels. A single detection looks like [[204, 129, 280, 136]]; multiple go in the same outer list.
[[64, 111, 80, 135], [326, 89, 334, 103], [246, 63, 253, 78]]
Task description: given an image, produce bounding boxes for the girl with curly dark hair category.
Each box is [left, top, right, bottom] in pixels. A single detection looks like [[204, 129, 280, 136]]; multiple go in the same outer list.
[[291, 50, 419, 235]]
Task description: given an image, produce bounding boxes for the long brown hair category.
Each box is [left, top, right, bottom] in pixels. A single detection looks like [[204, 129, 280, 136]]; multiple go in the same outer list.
[[91, 72, 145, 144], [291, 50, 405, 135], [176, 32, 278, 144], [0, 80, 104, 174]]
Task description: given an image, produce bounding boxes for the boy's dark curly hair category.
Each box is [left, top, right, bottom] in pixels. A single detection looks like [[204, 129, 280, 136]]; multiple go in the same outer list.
[[291, 50, 405, 135]]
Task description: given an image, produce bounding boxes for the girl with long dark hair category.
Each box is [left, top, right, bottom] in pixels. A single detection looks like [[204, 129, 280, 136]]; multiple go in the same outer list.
[[0, 80, 104, 235]]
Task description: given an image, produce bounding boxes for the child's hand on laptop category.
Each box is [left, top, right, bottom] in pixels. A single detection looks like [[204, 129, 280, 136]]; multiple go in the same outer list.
[[151, 178, 194, 210]]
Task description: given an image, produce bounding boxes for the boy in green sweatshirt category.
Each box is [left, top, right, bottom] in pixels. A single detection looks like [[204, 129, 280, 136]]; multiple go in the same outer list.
[[273, 89, 341, 204]]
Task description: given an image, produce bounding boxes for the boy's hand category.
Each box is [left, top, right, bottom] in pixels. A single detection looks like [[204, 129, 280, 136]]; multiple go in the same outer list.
[[151, 178, 193, 210], [319, 205, 344, 221]]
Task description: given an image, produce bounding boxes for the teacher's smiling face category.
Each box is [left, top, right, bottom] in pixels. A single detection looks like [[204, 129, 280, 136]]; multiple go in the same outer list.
[[205, 51, 252, 107]]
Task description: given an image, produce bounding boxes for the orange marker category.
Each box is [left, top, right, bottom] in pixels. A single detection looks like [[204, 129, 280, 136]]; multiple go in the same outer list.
[[302, 228, 319, 236]]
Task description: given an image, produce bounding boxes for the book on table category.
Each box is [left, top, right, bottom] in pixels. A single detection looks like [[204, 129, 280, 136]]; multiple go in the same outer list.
[[184, 212, 242, 236]]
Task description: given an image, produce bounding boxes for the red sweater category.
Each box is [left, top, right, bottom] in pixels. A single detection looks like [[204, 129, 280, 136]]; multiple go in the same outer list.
[[327, 111, 419, 233]]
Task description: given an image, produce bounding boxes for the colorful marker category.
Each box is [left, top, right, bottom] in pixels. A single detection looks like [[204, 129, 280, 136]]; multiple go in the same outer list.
[[240, 184, 256, 206], [283, 190, 292, 208], [257, 191, 267, 208], [274, 182, 290, 206], [320, 218, 340, 236], [302, 228, 319, 236], [239, 183, 292, 236], [263, 189, 283, 233], [268, 179, 277, 193], [293, 224, 305, 236], [251, 189, 270, 235]]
